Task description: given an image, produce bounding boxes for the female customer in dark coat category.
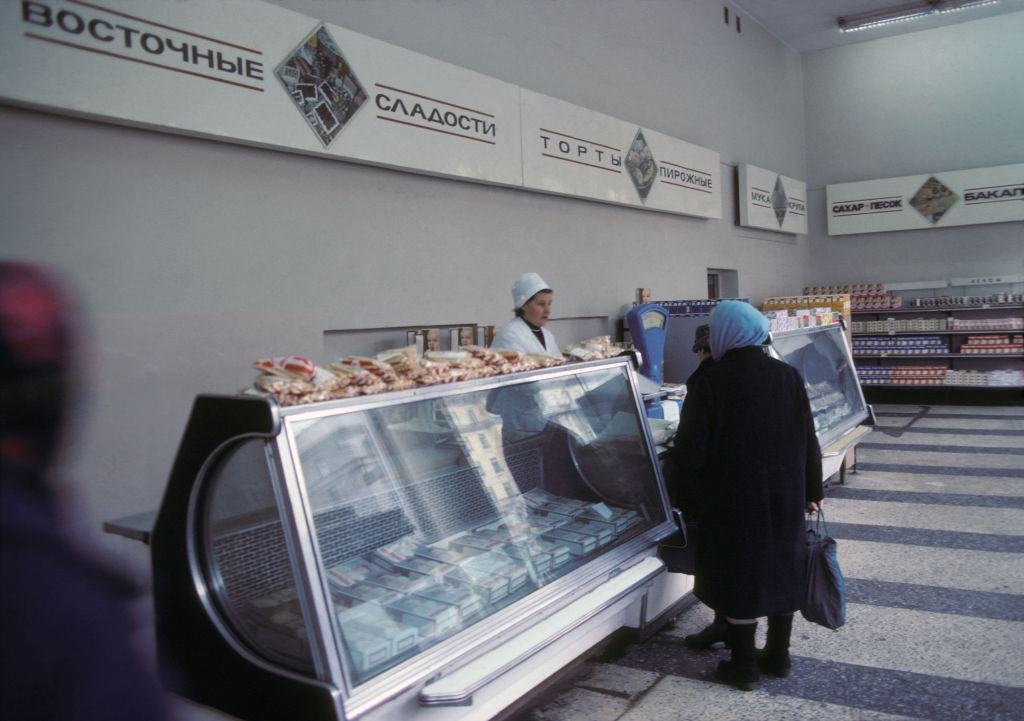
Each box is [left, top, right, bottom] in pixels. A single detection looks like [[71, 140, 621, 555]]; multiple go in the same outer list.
[[671, 300, 823, 691]]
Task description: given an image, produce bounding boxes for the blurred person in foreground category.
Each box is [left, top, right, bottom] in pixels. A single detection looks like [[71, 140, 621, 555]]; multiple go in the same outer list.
[[669, 300, 822, 691], [0, 261, 170, 720]]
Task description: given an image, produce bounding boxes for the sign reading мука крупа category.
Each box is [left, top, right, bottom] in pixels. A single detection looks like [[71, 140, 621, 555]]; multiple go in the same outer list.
[[737, 164, 807, 235], [1, 0, 720, 220], [826, 164, 1024, 236]]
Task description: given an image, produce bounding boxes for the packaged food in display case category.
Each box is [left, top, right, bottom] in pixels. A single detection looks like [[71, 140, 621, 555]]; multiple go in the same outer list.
[[149, 357, 680, 721]]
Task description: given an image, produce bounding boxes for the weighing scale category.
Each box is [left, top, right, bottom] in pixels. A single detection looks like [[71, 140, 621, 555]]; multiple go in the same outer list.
[[626, 304, 678, 419]]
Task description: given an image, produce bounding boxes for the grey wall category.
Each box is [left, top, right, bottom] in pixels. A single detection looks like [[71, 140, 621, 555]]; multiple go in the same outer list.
[[801, 12, 1024, 287], [0, 0, 811, 568]]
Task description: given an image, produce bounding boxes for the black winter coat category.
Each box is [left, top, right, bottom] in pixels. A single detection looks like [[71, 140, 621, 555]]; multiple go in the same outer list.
[[670, 345, 823, 618]]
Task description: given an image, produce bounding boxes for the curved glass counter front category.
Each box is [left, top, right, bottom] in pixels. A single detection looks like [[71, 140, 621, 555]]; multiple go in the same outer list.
[[154, 357, 674, 721], [770, 324, 869, 449], [283, 362, 667, 687]]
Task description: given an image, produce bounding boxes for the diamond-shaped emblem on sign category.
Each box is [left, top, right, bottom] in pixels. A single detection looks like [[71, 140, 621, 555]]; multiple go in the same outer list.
[[909, 176, 959, 224], [771, 175, 788, 226], [625, 129, 657, 201], [276, 25, 366, 148]]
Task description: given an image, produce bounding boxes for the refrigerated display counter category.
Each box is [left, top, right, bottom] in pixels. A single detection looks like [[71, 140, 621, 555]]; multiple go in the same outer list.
[[769, 323, 874, 480], [149, 356, 688, 721]]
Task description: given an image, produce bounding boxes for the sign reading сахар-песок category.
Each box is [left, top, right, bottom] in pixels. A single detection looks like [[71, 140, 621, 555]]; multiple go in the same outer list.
[[826, 164, 1023, 236]]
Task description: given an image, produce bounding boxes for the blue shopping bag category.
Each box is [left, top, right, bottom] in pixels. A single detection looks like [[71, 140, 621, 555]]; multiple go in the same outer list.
[[801, 509, 846, 630]]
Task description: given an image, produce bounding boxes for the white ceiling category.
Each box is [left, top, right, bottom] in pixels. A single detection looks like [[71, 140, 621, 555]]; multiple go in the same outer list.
[[729, 0, 1024, 52]]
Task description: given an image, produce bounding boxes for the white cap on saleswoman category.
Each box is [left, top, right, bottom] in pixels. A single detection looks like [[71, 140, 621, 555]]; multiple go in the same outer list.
[[511, 272, 551, 309]]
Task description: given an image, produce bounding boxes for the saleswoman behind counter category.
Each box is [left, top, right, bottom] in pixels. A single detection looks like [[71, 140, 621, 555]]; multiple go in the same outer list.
[[491, 272, 561, 357]]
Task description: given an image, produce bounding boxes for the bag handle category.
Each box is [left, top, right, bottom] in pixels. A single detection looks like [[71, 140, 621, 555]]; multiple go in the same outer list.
[[807, 507, 829, 536]]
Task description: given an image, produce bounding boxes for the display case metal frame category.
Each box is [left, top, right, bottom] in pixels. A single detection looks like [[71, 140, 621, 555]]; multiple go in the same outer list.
[[151, 356, 677, 721]]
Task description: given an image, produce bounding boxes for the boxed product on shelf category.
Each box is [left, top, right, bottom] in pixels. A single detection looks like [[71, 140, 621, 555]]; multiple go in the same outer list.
[[341, 625, 392, 673], [944, 370, 989, 386], [500, 542, 554, 578], [575, 503, 642, 535], [761, 294, 850, 324], [988, 369, 1024, 387], [457, 549, 530, 593], [853, 336, 949, 355], [856, 365, 947, 386], [906, 294, 1022, 309], [413, 581, 485, 620], [368, 571, 436, 596], [327, 557, 379, 589], [333, 581, 405, 607], [337, 602, 420, 657], [802, 284, 897, 311], [542, 527, 598, 556], [445, 562, 509, 605], [559, 518, 614, 548], [391, 556, 459, 583], [386, 595, 460, 638], [960, 335, 1024, 354]]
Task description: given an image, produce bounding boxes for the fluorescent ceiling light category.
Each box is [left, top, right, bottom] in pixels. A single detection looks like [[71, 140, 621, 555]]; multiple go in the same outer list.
[[838, 0, 1000, 33]]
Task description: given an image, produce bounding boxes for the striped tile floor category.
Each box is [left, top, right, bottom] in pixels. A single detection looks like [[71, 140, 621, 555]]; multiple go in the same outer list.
[[520, 404, 1024, 721]]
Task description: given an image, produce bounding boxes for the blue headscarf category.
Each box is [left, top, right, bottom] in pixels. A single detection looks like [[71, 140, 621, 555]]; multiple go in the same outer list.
[[709, 300, 769, 360]]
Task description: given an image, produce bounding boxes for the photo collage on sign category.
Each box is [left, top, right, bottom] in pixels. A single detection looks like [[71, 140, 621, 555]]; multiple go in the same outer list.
[[276, 25, 367, 147]]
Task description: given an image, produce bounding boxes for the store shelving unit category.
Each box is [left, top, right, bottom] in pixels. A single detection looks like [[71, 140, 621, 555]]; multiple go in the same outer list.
[[852, 304, 1023, 403]]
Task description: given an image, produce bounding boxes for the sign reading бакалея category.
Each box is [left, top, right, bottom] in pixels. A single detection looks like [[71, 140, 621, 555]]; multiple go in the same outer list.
[[826, 164, 1024, 236], [0, 0, 721, 220], [738, 164, 807, 234]]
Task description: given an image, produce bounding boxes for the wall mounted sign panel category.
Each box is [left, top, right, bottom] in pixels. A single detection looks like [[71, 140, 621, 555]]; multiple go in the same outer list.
[[0, 0, 523, 185], [737, 164, 807, 234], [826, 164, 1024, 236], [2, 0, 722, 220], [520, 90, 721, 219]]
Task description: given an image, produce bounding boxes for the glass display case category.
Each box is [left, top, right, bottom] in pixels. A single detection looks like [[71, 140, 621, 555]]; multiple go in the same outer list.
[[770, 324, 872, 473], [150, 357, 677, 721]]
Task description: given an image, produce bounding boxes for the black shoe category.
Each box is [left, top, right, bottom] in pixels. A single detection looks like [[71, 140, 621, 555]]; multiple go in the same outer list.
[[712, 621, 760, 691], [757, 613, 793, 677], [715, 658, 760, 692], [684, 620, 728, 649], [755, 648, 791, 678]]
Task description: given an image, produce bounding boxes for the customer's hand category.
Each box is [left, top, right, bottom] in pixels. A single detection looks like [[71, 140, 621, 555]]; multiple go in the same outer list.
[[806, 499, 823, 513]]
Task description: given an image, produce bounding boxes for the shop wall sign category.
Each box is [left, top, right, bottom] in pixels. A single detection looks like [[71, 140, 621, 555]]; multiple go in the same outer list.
[[0, 0, 523, 185], [737, 164, 807, 234], [0, 0, 722, 220], [520, 90, 721, 219], [826, 164, 1024, 236]]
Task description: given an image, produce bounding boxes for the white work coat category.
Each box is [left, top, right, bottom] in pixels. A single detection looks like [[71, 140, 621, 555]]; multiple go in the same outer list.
[[491, 317, 560, 357]]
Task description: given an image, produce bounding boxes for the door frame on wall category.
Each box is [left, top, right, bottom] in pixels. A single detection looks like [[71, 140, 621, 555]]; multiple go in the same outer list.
[[707, 268, 738, 299]]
